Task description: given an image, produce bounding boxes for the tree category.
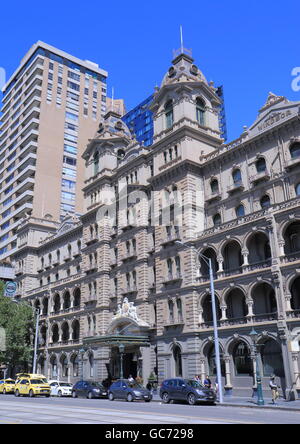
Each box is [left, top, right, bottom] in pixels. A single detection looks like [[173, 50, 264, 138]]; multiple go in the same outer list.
[[0, 281, 34, 376]]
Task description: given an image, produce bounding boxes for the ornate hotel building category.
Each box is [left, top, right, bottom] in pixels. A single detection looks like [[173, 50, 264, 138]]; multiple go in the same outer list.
[[12, 50, 300, 398]]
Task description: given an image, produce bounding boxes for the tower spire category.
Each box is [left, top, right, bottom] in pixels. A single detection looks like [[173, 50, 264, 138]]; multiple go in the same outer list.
[[180, 25, 184, 54]]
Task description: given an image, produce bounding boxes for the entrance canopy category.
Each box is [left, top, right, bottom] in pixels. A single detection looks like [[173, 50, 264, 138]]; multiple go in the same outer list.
[[83, 298, 151, 348]]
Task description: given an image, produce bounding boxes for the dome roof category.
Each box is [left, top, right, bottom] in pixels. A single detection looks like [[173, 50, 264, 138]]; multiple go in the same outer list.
[[160, 52, 208, 88]]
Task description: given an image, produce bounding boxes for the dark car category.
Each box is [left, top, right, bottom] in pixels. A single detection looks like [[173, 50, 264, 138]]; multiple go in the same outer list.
[[72, 380, 108, 399], [160, 378, 216, 405], [108, 379, 152, 402]]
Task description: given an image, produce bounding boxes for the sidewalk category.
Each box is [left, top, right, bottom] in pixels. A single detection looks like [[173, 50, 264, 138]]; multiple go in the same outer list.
[[151, 394, 300, 411]]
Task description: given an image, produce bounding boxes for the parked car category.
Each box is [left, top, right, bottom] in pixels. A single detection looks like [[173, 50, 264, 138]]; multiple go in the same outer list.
[[72, 380, 108, 399], [49, 381, 73, 397], [14, 376, 51, 398], [108, 379, 152, 402], [160, 378, 216, 405], [0, 379, 15, 394]]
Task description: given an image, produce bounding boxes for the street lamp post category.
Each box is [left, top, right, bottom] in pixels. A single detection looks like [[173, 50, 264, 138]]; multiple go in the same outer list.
[[175, 240, 224, 404], [250, 328, 265, 406], [119, 344, 125, 380]]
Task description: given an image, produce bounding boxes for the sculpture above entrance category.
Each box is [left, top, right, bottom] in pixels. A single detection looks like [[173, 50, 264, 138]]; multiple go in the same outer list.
[[110, 298, 149, 330]]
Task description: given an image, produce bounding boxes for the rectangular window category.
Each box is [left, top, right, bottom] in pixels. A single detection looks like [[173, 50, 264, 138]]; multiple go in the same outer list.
[[65, 122, 78, 132], [2, 209, 11, 218], [68, 71, 80, 82], [68, 61, 81, 72], [1, 221, 10, 230], [63, 156, 77, 166], [4, 185, 13, 195], [61, 203, 75, 212], [67, 81, 80, 92], [64, 144, 77, 155], [62, 179, 76, 189], [65, 111, 78, 121], [67, 91, 79, 102], [62, 167, 77, 178], [61, 191, 75, 201], [64, 133, 78, 143]]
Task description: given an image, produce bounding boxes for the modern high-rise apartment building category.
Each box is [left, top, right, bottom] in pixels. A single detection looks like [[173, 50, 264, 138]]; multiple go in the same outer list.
[[0, 41, 108, 260]]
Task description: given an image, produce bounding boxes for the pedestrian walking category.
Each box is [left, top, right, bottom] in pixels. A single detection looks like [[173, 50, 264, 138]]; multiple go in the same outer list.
[[269, 375, 280, 405], [128, 374, 135, 383], [203, 376, 212, 389]]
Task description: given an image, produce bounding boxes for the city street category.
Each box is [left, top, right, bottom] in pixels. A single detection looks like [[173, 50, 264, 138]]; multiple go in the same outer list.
[[0, 396, 299, 424]]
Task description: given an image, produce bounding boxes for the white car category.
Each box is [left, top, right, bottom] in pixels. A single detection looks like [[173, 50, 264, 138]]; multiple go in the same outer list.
[[49, 381, 73, 397]]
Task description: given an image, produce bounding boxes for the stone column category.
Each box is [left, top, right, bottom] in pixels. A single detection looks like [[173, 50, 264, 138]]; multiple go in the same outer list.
[[246, 299, 254, 318], [221, 306, 227, 321], [217, 256, 224, 273], [224, 355, 233, 396], [200, 358, 206, 384], [242, 249, 249, 267], [292, 353, 300, 393]]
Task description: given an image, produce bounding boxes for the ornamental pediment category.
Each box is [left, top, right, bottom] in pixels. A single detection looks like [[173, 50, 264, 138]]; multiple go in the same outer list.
[[247, 100, 300, 138]]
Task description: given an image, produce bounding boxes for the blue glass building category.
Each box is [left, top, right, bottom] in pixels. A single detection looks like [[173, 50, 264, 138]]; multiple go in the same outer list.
[[122, 95, 154, 147]]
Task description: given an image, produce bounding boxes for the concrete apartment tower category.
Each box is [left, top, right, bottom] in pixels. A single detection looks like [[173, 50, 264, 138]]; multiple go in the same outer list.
[[0, 41, 108, 260]]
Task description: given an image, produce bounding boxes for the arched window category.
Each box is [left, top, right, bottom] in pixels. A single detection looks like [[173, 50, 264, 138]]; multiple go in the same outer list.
[[94, 151, 99, 175], [261, 195, 271, 209], [236, 204, 245, 218], [261, 339, 284, 377], [207, 345, 225, 376], [210, 179, 219, 194], [89, 353, 94, 378], [165, 100, 174, 129], [196, 98, 206, 126], [290, 142, 300, 159], [232, 169, 242, 185], [177, 299, 183, 322], [168, 300, 174, 322], [213, 213, 222, 227], [295, 183, 300, 196], [51, 356, 58, 378], [173, 345, 182, 377], [233, 342, 252, 375], [256, 157, 267, 173], [71, 355, 79, 377], [61, 355, 69, 378]]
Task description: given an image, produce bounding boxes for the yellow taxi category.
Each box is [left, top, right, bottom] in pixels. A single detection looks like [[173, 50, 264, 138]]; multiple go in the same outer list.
[[0, 379, 15, 394], [14, 373, 51, 398]]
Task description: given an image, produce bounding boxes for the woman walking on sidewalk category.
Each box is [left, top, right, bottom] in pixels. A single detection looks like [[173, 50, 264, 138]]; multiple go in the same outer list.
[[269, 375, 280, 405]]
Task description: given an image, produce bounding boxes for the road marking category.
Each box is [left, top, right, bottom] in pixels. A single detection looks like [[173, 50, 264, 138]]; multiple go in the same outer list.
[[0, 400, 264, 424]]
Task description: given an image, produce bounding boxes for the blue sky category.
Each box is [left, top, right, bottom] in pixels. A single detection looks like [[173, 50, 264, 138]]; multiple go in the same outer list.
[[1, 0, 299, 141]]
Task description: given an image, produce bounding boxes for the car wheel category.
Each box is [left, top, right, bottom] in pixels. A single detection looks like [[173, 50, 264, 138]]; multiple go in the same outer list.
[[145, 399, 151, 403], [127, 393, 134, 402], [58, 391, 62, 397], [187, 393, 196, 406], [72, 391, 77, 398], [162, 392, 170, 404], [29, 390, 35, 398], [15, 389, 20, 397], [88, 391, 93, 399], [109, 392, 114, 401]]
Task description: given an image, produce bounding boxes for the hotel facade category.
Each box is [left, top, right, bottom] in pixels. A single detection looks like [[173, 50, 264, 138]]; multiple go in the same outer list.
[[12, 50, 300, 398]]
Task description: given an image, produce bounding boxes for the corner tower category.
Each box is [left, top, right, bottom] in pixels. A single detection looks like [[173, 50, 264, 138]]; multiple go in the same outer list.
[[150, 50, 223, 156]]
